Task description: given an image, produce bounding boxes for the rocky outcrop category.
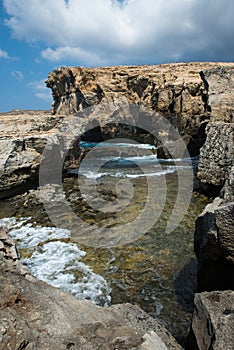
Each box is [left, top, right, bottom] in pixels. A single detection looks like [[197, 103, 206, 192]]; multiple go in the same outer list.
[[191, 290, 234, 350], [0, 229, 182, 350], [46, 63, 234, 122], [194, 119, 234, 292], [194, 198, 234, 291], [0, 110, 82, 199], [0, 111, 56, 198], [197, 122, 234, 188], [46, 62, 234, 154]]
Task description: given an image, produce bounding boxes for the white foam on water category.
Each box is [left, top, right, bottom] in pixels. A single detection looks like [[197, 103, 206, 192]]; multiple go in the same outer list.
[[0, 216, 29, 231], [23, 241, 111, 306], [0, 217, 111, 306], [80, 141, 156, 150], [99, 154, 158, 162], [11, 224, 70, 248], [114, 168, 176, 178], [79, 167, 176, 180]]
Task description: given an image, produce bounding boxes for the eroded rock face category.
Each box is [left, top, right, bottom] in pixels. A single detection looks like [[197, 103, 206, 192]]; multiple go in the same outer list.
[[197, 122, 234, 188], [0, 229, 182, 350], [46, 62, 234, 136], [0, 111, 83, 199], [194, 199, 234, 291], [0, 111, 57, 198], [191, 290, 234, 350]]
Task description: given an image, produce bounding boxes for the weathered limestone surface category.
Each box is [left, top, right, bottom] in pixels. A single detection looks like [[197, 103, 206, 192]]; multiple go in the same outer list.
[[194, 199, 234, 291], [0, 111, 58, 198], [46, 62, 234, 162], [197, 122, 234, 187], [0, 229, 182, 350], [194, 121, 234, 294], [0, 111, 83, 198], [191, 290, 234, 350], [46, 62, 234, 135]]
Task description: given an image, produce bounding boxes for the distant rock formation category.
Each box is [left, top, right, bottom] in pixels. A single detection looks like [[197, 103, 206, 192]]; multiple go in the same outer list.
[[46, 62, 234, 154], [46, 63, 233, 122]]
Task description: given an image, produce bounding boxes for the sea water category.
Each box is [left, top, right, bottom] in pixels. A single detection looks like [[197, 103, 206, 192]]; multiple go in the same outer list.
[[0, 141, 210, 343]]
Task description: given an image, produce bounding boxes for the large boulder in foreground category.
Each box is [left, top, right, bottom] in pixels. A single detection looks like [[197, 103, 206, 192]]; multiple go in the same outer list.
[[0, 229, 182, 350], [191, 290, 234, 350]]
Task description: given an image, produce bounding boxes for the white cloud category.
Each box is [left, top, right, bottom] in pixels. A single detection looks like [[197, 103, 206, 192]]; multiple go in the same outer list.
[[28, 79, 52, 102], [41, 47, 106, 66], [0, 49, 11, 59], [11, 70, 24, 81], [3, 0, 234, 65]]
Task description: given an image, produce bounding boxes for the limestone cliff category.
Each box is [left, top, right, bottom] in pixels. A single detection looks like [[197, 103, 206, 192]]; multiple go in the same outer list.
[[46, 62, 234, 134], [197, 122, 234, 188]]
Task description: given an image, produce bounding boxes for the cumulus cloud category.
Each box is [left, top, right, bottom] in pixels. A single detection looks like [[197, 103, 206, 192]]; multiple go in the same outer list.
[[11, 70, 24, 81], [28, 79, 52, 102], [0, 49, 11, 59], [41, 47, 106, 66], [3, 0, 234, 65]]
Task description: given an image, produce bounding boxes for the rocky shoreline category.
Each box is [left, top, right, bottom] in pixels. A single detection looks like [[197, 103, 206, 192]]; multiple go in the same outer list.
[[0, 62, 233, 349]]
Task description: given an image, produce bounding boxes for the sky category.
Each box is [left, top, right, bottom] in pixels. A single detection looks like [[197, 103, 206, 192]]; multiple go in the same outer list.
[[0, 0, 233, 112]]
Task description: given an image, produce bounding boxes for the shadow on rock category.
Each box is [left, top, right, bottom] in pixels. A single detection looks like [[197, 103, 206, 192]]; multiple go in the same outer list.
[[174, 258, 198, 313]]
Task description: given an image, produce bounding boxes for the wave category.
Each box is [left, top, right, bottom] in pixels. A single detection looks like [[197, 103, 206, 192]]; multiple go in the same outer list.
[[80, 141, 156, 150], [78, 167, 176, 180], [23, 241, 111, 306], [99, 155, 195, 166], [0, 217, 111, 306]]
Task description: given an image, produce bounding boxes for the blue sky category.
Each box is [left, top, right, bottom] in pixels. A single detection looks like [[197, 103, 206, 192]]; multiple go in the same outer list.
[[0, 0, 233, 112]]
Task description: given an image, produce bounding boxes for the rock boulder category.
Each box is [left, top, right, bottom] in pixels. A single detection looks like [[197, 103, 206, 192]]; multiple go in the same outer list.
[[191, 290, 234, 350], [194, 199, 234, 291]]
